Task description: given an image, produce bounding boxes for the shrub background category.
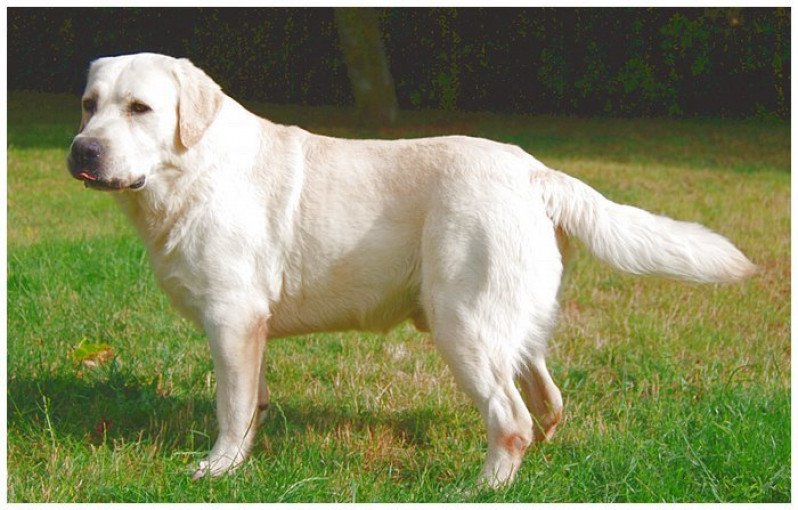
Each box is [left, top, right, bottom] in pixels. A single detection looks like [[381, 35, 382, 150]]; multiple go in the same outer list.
[[7, 7, 790, 118]]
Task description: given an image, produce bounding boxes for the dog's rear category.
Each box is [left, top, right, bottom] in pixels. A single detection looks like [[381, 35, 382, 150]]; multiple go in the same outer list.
[[535, 168, 756, 283]]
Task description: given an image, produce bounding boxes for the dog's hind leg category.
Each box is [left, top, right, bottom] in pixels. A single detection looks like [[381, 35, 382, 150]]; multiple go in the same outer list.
[[518, 357, 563, 443], [431, 322, 534, 489], [421, 186, 562, 488]]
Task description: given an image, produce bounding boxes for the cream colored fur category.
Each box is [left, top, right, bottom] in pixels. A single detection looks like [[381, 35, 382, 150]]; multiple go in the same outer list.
[[69, 53, 755, 488]]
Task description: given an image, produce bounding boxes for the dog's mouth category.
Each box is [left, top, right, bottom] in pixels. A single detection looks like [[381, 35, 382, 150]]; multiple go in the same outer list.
[[77, 172, 146, 191]]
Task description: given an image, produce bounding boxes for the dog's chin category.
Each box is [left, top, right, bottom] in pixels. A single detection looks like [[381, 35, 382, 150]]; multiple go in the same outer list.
[[83, 175, 146, 191]]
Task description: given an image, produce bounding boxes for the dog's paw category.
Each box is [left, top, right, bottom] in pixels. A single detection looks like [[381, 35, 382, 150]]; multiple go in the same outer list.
[[190, 450, 246, 480], [532, 408, 563, 443], [191, 459, 211, 481]]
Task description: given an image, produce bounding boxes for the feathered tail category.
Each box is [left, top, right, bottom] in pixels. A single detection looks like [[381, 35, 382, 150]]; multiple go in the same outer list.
[[535, 169, 756, 283]]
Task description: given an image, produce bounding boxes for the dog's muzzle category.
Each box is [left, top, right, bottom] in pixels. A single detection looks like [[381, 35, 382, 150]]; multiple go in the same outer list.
[[68, 137, 146, 191]]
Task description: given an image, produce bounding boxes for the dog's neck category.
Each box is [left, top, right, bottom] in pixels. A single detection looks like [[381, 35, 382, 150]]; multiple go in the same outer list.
[[114, 172, 201, 260]]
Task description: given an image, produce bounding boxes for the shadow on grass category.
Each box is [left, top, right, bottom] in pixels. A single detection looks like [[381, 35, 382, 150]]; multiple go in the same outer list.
[[263, 399, 437, 448], [7, 368, 216, 452], [7, 367, 439, 460]]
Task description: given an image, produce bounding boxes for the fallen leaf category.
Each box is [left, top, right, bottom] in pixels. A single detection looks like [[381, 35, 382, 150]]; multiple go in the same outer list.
[[72, 339, 115, 367]]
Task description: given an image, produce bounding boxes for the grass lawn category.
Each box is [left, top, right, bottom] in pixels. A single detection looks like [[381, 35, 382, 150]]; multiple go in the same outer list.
[[6, 91, 790, 502]]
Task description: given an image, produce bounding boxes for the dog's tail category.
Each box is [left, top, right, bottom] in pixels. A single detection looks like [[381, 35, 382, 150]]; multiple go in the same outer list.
[[535, 169, 756, 283]]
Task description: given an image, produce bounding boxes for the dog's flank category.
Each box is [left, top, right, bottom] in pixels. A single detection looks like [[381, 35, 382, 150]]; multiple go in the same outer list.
[[68, 52, 754, 489]]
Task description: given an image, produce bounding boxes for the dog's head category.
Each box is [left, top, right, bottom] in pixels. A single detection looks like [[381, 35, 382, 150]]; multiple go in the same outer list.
[[67, 53, 223, 191]]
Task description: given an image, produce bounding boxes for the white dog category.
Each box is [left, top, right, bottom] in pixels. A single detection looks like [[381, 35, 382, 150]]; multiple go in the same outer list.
[[67, 53, 755, 488]]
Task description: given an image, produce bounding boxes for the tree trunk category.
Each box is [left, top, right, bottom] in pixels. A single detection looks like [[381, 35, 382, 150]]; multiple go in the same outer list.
[[334, 8, 398, 125]]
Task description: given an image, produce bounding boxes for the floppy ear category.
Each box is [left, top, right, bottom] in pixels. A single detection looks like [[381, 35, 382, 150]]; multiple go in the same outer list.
[[173, 58, 224, 149]]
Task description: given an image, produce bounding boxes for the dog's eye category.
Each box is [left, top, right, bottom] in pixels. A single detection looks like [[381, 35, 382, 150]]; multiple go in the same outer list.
[[129, 101, 152, 115], [82, 98, 97, 114]]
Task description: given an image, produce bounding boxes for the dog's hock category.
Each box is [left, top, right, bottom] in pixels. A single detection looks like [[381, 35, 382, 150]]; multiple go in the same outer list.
[[174, 58, 224, 149]]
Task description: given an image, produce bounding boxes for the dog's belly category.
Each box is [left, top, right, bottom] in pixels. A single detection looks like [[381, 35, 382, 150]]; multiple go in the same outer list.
[[268, 174, 427, 338], [267, 277, 421, 338]]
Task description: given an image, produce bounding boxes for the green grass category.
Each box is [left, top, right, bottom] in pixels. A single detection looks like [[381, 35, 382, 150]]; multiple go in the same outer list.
[[7, 91, 790, 502]]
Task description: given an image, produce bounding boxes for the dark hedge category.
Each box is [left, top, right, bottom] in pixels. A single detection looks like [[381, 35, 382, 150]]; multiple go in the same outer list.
[[7, 7, 790, 118]]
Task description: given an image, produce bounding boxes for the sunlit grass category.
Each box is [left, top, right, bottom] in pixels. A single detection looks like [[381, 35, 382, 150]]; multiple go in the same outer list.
[[7, 91, 789, 502]]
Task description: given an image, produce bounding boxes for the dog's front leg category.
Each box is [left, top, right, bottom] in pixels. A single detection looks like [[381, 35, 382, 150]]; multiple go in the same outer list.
[[192, 316, 268, 480]]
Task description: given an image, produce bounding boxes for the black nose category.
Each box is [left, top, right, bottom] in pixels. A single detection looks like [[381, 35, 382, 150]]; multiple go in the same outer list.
[[71, 137, 103, 164], [69, 137, 104, 179]]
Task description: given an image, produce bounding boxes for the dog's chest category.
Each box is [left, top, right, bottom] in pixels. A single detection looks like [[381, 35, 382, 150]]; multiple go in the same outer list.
[[148, 247, 208, 325]]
